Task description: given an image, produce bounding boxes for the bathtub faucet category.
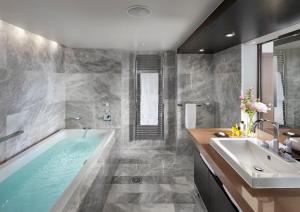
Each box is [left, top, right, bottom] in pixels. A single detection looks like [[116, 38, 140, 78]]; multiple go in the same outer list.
[[83, 127, 91, 138]]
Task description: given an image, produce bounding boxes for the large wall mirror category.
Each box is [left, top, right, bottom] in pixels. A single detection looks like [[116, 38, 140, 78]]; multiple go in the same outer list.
[[259, 31, 300, 133]]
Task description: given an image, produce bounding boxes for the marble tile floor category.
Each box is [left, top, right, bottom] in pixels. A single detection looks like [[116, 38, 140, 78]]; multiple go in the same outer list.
[[101, 148, 207, 212]]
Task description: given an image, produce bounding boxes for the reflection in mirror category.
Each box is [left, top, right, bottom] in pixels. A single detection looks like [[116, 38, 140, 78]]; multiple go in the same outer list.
[[260, 33, 300, 131]]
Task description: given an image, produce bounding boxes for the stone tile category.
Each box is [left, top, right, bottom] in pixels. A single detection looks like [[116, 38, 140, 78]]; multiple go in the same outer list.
[[0, 22, 7, 69], [65, 100, 95, 129], [100, 148, 203, 212], [174, 203, 207, 212], [103, 204, 175, 212], [65, 73, 93, 102], [0, 141, 6, 162], [108, 184, 172, 193], [103, 203, 133, 212], [46, 72, 65, 104], [64, 48, 122, 74], [106, 192, 194, 204], [110, 176, 189, 185]]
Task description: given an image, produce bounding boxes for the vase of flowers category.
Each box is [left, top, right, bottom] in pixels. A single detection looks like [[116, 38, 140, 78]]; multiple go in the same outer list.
[[240, 88, 268, 137]]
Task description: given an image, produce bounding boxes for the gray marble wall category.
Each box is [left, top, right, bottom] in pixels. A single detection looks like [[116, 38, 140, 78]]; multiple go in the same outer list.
[[213, 45, 242, 128], [278, 48, 300, 128], [176, 54, 215, 154], [163, 51, 177, 148], [64, 49, 177, 148], [176, 45, 241, 155], [0, 21, 65, 163], [64, 48, 124, 132], [1, 19, 241, 161]]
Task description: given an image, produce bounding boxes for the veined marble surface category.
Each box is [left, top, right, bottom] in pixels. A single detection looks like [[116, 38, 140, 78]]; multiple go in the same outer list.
[[163, 52, 177, 148], [176, 45, 241, 155], [176, 54, 215, 155], [64, 48, 123, 130], [0, 21, 65, 163], [1, 33, 178, 161], [101, 149, 206, 212], [213, 45, 241, 128], [278, 48, 300, 128]]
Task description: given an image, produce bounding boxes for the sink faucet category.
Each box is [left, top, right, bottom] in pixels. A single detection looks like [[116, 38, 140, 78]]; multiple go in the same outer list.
[[252, 119, 280, 153]]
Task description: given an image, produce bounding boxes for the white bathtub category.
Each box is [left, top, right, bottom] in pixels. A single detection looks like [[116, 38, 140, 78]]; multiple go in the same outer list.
[[0, 129, 115, 212]]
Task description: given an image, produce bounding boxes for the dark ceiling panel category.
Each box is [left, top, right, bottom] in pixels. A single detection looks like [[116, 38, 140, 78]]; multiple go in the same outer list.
[[178, 0, 300, 54]]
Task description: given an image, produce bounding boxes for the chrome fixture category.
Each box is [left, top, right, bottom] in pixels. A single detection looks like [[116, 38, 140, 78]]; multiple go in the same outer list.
[[0, 130, 24, 143], [177, 102, 211, 107], [251, 119, 295, 162], [83, 127, 91, 138], [225, 32, 235, 37], [65, 117, 81, 121], [252, 119, 280, 153], [127, 5, 152, 18]]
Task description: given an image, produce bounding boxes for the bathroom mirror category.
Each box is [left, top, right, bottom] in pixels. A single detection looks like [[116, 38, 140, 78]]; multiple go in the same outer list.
[[259, 31, 300, 131]]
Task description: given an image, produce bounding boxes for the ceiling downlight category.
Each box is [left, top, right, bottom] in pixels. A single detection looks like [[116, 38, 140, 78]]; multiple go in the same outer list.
[[127, 5, 152, 18]]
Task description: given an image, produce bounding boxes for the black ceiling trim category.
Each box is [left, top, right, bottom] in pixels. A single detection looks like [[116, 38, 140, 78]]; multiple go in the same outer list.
[[178, 0, 300, 54]]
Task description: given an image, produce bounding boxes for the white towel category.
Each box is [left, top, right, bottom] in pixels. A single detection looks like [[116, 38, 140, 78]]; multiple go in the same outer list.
[[185, 104, 196, 129], [274, 71, 284, 124], [140, 73, 159, 125]]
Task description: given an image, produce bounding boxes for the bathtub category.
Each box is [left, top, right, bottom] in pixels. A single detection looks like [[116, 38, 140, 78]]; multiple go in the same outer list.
[[0, 129, 115, 212]]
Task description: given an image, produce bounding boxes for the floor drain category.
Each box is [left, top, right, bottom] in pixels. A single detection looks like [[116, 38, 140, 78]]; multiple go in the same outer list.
[[253, 166, 264, 172], [131, 176, 143, 184]]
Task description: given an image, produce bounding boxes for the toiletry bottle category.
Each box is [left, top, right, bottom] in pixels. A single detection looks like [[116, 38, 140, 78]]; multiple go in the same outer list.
[[240, 121, 246, 136], [231, 123, 242, 137]]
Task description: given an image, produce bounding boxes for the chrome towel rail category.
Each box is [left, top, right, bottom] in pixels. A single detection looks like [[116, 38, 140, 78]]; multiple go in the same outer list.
[[0, 130, 24, 143], [177, 102, 211, 107]]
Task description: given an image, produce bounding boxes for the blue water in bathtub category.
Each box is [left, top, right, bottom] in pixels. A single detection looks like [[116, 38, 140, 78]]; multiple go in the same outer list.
[[0, 135, 102, 212]]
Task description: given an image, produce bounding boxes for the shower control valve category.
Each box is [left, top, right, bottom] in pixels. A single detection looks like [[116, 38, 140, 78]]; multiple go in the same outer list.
[[103, 114, 111, 121]]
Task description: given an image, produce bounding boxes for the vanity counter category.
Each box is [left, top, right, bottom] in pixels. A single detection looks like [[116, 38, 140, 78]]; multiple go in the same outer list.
[[189, 128, 300, 212]]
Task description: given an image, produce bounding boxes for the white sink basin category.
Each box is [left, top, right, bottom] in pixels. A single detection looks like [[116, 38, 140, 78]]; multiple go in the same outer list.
[[210, 138, 300, 188]]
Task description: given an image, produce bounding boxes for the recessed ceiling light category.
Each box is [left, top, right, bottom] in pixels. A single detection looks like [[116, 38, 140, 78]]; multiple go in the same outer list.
[[199, 49, 205, 52], [247, 41, 256, 45], [225, 32, 235, 38], [127, 5, 152, 18]]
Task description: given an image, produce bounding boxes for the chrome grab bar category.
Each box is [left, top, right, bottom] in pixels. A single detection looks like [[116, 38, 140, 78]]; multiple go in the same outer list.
[[0, 130, 24, 143]]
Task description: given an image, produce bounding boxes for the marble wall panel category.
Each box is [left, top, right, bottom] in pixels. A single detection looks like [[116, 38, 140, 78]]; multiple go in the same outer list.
[[0, 22, 7, 69], [176, 46, 242, 155], [177, 54, 214, 103], [0, 21, 65, 163], [176, 54, 215, 155], [281, 48, 300, 128], [64, 48, 123, 132], [213, 45, 241, 127], [64, 48, 122, 74], [121, 52, 135, 145], [163, 51, 177, 148]]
